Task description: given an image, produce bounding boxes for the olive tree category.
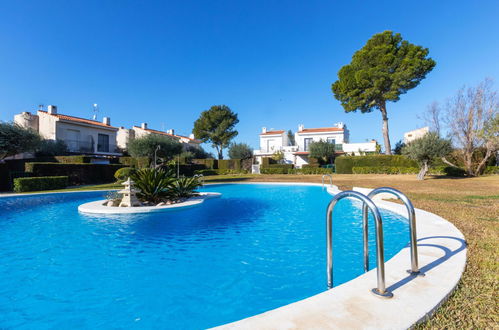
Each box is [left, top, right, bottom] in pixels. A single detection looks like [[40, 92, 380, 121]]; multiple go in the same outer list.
[[0, 122, 41, 160], [402, 132, 452, 180], [127, 134, 183, 167], [309, 140, 336, 164], [228, 142, 253, 160], [332, 31, 436, 154]]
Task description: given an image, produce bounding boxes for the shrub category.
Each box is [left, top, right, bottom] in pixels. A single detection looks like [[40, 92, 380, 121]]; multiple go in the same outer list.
[[484, 166, 499, 175], [295, 167, 334, 175], [131, 168, 175, 204], [169, 176, 202, 200], [114, 167, 136, 181], [34, 139, 69, 157], [25, 162, 125, 185], [352, 166, 419, 174], [192, 158, 217, 169], [228, 143, 253, 160], [13, 176, 68, 192], [443, 166, 467, 177], [260, 165, 293, 174], [127, 134, 183, 163], [335, 155, 418, 174], [118, 156, 150, 168], [0, 122, 41, 160], [218, 159, 241, 170]]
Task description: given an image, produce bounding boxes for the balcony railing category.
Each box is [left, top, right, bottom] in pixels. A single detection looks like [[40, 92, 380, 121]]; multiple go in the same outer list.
[[65, 140, 120, 154], [254, 144, 343, 154]]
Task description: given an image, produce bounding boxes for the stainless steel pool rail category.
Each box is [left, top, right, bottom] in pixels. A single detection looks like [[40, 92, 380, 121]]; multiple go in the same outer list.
[[363, 187, 423, 277], [322, 174, 333, 189], [326, 191, 393, 298]]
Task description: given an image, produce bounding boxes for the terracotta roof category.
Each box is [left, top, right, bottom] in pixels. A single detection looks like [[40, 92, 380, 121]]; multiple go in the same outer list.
[[293, 151, 310, 155], [134, 126, 201, 143], [298, 127, 344, 133], [39, 111, 118, 129], [260, 130, 285, 135]]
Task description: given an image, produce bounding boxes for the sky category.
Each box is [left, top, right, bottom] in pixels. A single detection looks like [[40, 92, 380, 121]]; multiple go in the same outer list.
[[1, 0, 499, 154]]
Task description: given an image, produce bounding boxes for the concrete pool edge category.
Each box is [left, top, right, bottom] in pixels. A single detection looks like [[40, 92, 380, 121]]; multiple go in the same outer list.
[[213, 183, 467, 330]]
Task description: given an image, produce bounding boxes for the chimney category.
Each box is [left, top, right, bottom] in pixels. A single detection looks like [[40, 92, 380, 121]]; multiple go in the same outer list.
[[298, 124, 304, 132], [102, 117, 111, 126], [335, 122, 344, 129], [189, 133, 195, 139], [167, 129, 175, 135], [262, 127, 267, 133], [47, 105, 57, 114], [141, 123, 148, 129]]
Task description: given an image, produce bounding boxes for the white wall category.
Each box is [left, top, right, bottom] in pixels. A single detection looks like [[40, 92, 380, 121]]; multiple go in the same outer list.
[[259, 133, 287, 153], [295, 131, 345, 151], [342, 141, 377, 155]]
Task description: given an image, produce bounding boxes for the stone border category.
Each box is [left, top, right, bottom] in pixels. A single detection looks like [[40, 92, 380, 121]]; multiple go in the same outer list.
[[78, 192, 221, 214], [214, 184, 467, 330]]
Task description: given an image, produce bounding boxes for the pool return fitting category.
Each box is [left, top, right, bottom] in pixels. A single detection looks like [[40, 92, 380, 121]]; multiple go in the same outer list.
[[326, 188, 421, 298]]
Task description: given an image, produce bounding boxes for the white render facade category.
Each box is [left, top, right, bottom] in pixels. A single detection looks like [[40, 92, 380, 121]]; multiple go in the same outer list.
[[254, 123, 377, 168], [404, 126, 429, 143], [14, 106, 120, 156]]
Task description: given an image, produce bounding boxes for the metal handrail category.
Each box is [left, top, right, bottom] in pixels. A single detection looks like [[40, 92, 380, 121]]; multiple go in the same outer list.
[[322, 174, 333, 189], [363, 187, 423, 276], [193, 174, 204, 185], [327, 191, 393, 298]]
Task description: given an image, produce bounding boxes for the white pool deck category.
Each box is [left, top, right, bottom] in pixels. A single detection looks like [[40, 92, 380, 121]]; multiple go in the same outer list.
[[1, 182, 467, 329]]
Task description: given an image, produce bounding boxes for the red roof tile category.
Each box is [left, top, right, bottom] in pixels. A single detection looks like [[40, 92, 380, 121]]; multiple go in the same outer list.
[[298, 127, 343, 133], [134, 126, 201, 143], [260, 130, 285, 135], [39, 111, 118, 129]]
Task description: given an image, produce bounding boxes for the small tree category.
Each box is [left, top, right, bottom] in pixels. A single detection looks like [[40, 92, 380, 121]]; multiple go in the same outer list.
[[392, 140, 406, 155], [287, 130, 295, 146], [228, 142, 253, 160], [309, 140, 336, 164], [0, 122, 41, 160], [127, 134, 183, 166], [35, 139, 69, 157], [193, 105, 239, 159], [272, 150, 284, 164], [402, 132, 452, 180], [332, 31, 436, 155]]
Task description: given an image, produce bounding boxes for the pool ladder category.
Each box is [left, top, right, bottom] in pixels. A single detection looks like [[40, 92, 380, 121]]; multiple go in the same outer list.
[[322, 174, 333, 189], [326, 187, 423, 298], [193, 174, 204, 185]]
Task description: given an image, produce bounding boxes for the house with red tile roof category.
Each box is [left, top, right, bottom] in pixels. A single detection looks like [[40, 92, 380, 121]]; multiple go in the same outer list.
[[14, 105, 120, 156]]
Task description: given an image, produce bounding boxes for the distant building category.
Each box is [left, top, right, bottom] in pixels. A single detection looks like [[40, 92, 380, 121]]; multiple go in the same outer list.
[[404, 127, 429, 144], [14, 105, 120, 156], [254, 123, 377, 168]]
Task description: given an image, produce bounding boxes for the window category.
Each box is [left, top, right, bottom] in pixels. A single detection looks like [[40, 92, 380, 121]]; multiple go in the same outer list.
[[327, 138, 336, 145], [304, 138, 313, 151], [97, 134, 109, 152]]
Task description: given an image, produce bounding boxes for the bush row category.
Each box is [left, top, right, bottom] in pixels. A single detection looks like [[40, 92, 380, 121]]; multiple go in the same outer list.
[[25, 162, 126, 185], [117, 157, 150, 168], [13, 176, 68, 192], [260, 167, 334, 175], [194, 169, 249, 175], [335, 155, 418, 174], [352, 166, 420, 174], [484, 166, 499, 175]]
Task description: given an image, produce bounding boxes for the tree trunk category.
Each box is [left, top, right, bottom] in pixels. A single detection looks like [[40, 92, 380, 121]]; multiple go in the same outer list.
[[441, 157, 458, 168], [417, 160, 428, 180], [474, 147, 492, 176], [379, 102, 392, 155], [217, 147, 224, 160]]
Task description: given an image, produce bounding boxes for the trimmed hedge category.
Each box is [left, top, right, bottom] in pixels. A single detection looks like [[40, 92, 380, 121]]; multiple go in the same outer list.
[[192, 158, 217, 169], [261, 167, 290, 174], [13, 176, 68, 192], [484, 166, 499, 175], [335, 155, 418, 174], [118, 157, 150, 169], [295, 167, 334, 175], [0, 163, 9, 191], [34, 155, 92, 164], [218, 159, 242, 170], [353, 166, 419, 174], [194, 169, 248, 175], [25, 162, 125, 185]]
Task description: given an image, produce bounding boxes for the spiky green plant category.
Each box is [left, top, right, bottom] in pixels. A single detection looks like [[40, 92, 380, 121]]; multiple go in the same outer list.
[[169, 176, 202, 200], [131, 168, 175, 203]]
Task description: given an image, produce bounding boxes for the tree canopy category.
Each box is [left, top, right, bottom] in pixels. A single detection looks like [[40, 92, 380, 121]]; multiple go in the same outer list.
[[228, 142, 253, 159], [309, 140, 336, 164], [127, 134, 183, 166], [0, 122, 41, 160], [193, 105, 239, 159], [402, 132, 452, 180], [332, 30, 436, 154]]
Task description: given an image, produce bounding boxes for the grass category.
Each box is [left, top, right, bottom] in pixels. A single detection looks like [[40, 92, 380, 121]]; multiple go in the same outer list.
[[5, 174, 498, 328]]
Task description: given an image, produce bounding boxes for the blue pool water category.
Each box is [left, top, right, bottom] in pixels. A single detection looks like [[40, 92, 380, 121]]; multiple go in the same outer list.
[[0, 184, 409, 329]]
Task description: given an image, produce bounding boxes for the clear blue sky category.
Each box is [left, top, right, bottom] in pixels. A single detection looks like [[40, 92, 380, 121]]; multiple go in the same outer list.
[[1, 0, 499, 153]]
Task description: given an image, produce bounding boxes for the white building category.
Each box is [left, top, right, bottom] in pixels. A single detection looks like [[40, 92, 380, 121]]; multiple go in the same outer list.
[[404, 127, 429, 143], [14, 105, 120, 156], [254, 123, 377, 168], [117, 122, 201, 150]]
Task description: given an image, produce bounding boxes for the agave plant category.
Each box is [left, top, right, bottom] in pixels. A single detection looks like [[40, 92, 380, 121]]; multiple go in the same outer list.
[[131, 168, 175, 204], [169, 176, 202, 200]]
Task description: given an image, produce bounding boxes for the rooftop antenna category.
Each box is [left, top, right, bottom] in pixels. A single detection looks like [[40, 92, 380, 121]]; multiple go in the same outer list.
[[92, 104, 99, 120]]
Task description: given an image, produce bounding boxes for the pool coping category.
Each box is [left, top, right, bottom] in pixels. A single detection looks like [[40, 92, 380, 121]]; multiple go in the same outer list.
[[0, 182, 467, 329]]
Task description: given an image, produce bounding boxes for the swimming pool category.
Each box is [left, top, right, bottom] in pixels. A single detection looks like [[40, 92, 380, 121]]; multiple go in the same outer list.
[[0, 184, 410, 329]]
